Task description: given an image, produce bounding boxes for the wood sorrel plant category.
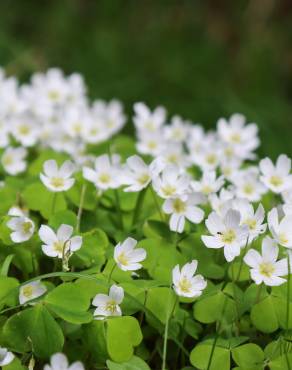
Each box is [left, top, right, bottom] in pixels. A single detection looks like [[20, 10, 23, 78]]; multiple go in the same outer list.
[[1, 68, 292, 370]]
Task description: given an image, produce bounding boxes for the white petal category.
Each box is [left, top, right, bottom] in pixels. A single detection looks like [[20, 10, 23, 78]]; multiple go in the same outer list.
[[224, 209, 241, 229], [42, 245, 59, 258], [43, 159, 58, 177], [70, 236, 82, 251], [181, 260, 198, 277], [57, 224, 73, 241], [201, 235, 224, 249], [243, 249, 262, 268], [185, 206, 204, 224], [51, 353, 68, 369], [224, 244, 240, 262], [170, 214, 185, 233], [39, 225, 57, 244], [205, 212, 224, 234], [259, 157, 274, 176], [60, 160, 75, 178], [92, 293, 110, 306], [109, 285, 124, 304], [276, 154, 291, 176], [262, 236, 278, 263]]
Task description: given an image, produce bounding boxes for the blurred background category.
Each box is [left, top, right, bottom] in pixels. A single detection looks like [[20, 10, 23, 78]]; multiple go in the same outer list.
[[1, 0, 292, 158]]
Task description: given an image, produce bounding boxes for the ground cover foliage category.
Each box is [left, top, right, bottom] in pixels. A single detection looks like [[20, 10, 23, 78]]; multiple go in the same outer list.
[[1, 68, 292, 369]]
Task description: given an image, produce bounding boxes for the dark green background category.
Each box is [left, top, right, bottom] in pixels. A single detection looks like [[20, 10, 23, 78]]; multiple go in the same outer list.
[[1, 0, 292, 158]]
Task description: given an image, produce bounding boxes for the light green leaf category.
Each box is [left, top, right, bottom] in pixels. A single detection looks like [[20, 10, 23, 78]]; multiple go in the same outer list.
[[0, 276, 19, 310], [106, 316, 143, 362], [106, 355, 151, 370], [232, 343, 265, 367], [190, 343, 230, 370], [251, 295, 279, 333]]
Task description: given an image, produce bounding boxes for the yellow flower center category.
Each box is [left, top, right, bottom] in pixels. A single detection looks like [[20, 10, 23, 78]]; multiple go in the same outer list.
[[99, 173, 111, 184], [243, 184, 254, 195], [161, 185, 176, 197], [172, 198, 186, 213], [137, 173, 150, 185], [178, 277, 192, 293], [202, 185, 213, 195], [259, 262, 275, 277], [18, 124, 30, 135], [106, 300, 118, 314], [244, 218, 257, 230], [167, 154, 178, 164], [147, 141, 157, 150], [22, 221, 33, 234], [206, 154, 217, 165], [22, 285, 34, 298], [50, 177, 65, 188], [221, 229, 236, 244], [53, 241, 65, 253], [48, 90, 60, 101], [117, 252, 129, 266], [73, 122, 82, 133], [270, 176, 283, 187], [230, 133, 241, 143]]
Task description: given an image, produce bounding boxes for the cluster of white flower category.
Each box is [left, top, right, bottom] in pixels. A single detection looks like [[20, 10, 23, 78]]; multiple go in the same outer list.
[[3, 68, 292, 368]]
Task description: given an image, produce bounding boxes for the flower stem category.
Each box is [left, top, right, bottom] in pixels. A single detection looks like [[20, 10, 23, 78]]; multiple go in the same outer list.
[[76, 184, 87, 233], [51, 193, 57, 216], [107, 263, 116, 284], [162, 293, 178, 370], [114, 189, 124, 230], [132, 186, 147, 227], [207, 291, 229, 370], [255, 283, 263, 304]]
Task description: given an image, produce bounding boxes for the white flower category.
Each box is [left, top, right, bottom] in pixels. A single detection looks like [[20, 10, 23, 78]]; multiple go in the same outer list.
[[121, 155, 156, 192], [10, 113, 40, 147], [268, 207, 292, 248], [244, 236, 288, 286], [92, 284, 124, 319], [259, 154, 292, 193], [163, 115, 189, 143], [231, 167, 267, 202], [7, 216, 35, 243], [191, 170, 224, 196], [39, 224, 82, 258], [114, 237, 146, 271], [202, 209, 249, 262], [0, 347, 14, 367], [217, 113, 259, 159], [162, 194, 205, 233], [152, 165, 190, 199], [136, 130, 166, 156], [83, 154, 121, 190], [232, 199, 266, 243], [40, 159, 75, 192], [209, 188, 235, 215], [1, 146, 27, 175], [19, 280, 47, 304], [44, 352, 84, 370], [172, 260, 207, 298], [8, 205, 29, 218], [133, 102, 166, 132]]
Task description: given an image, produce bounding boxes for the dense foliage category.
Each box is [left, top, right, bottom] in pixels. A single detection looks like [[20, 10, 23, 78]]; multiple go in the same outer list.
[[1, 68, 292, 370]]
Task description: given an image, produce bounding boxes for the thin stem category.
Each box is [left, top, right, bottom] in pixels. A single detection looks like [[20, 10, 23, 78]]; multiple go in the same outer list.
[[76, 184, 87, 233], [132, 187, 147, 227], [51, 193, 57, 216], [255, 283, 263, 305], [150, 186, 164, 222], [162, 294, 178, 370], [107, 264, 116, 284], [207, 292, 229, 370], [231, 260, 240, 334], [236, 239, 250, 282], [114, 189, 124, 230]]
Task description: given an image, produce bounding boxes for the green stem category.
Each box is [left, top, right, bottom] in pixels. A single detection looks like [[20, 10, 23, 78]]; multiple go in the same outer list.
[[51, 193, 57, 216], [76, 184, 87, 233], [255, 283, 263, 305], [132, 187, 148, 227], [231, 260, 240, 334], [114, 189, 124, 230], [150, 186, 164, 222], [107, 264, 116, 284], [207, 292, 229, 370], [162, 294, 178, 370]]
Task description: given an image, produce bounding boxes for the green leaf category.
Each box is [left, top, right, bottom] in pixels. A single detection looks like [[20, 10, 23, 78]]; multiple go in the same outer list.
[[232, 344, 265, 367], [0, 186, 18, 214], [0, 276, 19, 310], [2, 304, 64, 358], [106, 355, 151, 370], [2, 356, 27, 370], [45, 283, 92, 324], [0, 254, 14, 276], [83, 320, 108, 364], [106, 316, 143, 362], [190, 343, 230, 370], [145, 287, 176, 325], [269, 353, 292, 370], [22, 183, 66, 219], [49, 210, 77, 229], [251, 295, 279, 333], [228, 261, 250, 282]]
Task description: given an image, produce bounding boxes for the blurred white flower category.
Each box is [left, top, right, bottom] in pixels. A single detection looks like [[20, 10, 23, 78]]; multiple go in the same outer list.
[[0, 347, 14, 367], [268, 207, 292, 248], [191, 170, 224, 196], [7, 216, 35, 243], [1, 146, 27, 175], [40, 159, 75, 192]]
